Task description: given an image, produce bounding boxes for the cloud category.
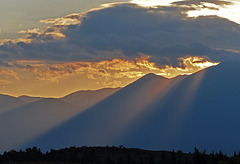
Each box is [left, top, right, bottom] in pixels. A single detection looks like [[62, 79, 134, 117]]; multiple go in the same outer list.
[[1, 1, 239, 64], [0, 0, 240, 96], [0, 68, 19, 86], [178, 0, 240, 24], [0, 69, 18, 79], [173, 0, 234, 7], [19, 27, 65, 40], [40, 13, 83, 26], [131, 0, 184, 7], [13, 56, 218, 85]]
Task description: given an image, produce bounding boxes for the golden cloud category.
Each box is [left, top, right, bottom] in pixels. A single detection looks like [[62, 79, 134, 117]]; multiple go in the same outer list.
[[15, 56, 219, 88], [0, 38, 32, 45], [18, 26, 65, 40], [12, 13, 84, 43], [0, 69, 19, 80], [40, 13, 83, 26], [0, 69, 19, 86]]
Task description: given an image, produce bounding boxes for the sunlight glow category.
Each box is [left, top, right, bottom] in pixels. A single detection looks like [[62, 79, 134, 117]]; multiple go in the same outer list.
[[130, 0, 184, 7], [12, 56, 219, 82], [131, 0, 240, 25], [187, 1, 240, 24], [1, 56, 219, 97], [156, 56, 219, 78]]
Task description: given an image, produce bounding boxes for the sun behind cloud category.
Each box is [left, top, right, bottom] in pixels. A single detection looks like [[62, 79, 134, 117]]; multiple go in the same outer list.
[[186, 1, 240, 24], [1, 56, 219, 98], [2, 0, 240, 98], [130, 0, 184, 7]]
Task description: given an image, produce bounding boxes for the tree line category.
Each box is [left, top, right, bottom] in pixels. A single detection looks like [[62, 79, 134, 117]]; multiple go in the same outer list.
[[1, 146, 240, 164]]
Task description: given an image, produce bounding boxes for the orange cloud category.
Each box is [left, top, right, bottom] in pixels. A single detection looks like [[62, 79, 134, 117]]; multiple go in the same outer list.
[[15, 56, 219, 87], [40, 13, 83, 26], [0, 38, 32, 45], [0, 69, 19, 80], [156, 56, 220, 78], [0, 69, 19, 86], [18, 26, 65, 40], [10, 13, 84, 43]]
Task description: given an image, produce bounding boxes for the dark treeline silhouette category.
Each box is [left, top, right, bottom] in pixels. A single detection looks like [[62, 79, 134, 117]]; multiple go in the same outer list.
[[1, 146, 240, 164]]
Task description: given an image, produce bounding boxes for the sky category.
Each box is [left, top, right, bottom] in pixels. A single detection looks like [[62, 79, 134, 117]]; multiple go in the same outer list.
[[0, 0, 240, 97], [0, 0, 130, 39]]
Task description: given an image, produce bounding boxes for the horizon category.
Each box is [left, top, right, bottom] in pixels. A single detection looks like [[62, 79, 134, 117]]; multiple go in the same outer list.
[[0, 0, 228, 97], [0, 65, 219, 98], [1, 0, 240, 156]]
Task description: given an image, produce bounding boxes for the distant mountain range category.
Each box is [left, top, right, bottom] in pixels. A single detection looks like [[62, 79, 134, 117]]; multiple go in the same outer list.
[[0, 88, 119, 153], [1, 62, 240, 154], [0, 94, 25, 114]]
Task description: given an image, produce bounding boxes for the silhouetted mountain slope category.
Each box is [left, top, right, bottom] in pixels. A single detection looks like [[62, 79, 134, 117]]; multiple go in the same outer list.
[[0, 94, 25, 114], [0, 88, 122, 153], [0, 98, 79, 152], [21, 71, 186, 150], [61, 88, 120, 108], [24, 62, 240, 154], [18, 95, 43, 103]]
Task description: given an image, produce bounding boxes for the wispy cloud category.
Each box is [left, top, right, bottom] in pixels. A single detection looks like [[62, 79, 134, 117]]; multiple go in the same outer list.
[[40, 13, 83, 26], [0, 68, 19, 87], [12, 56, 218, 86]]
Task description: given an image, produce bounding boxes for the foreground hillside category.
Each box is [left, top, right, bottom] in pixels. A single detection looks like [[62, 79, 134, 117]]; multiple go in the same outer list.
[[1, 146, 240, 164]]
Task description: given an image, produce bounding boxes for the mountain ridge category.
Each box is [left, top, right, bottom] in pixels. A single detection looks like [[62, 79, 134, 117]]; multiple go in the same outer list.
[[20, 62, 240, 154]]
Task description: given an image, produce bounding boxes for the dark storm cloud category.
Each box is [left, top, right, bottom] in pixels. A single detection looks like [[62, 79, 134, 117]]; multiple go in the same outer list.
[[0, 2, 240, 66]]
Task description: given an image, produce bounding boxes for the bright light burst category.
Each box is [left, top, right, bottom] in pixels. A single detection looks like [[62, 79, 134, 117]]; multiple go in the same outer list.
[[12, 56, 219, 82], [130, 0, 184, 7], [156, 56, 220, 78], [186, 1, 240, 24], [131, 0, 240, 25]]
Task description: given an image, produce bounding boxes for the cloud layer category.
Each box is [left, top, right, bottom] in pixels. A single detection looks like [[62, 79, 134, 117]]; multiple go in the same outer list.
[[0, 0, 239, 96]]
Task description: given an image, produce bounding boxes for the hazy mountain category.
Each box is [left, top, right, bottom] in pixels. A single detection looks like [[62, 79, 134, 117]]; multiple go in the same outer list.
[[0, 94, 25, 114], [23, 62, 240, 154], [0, 88, 121, 153], [0, 98, 79, 152], [18, 95, 44, 103], [61, 88, 120, 108]]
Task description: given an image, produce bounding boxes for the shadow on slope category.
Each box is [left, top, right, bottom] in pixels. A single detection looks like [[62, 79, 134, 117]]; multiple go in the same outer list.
[[22, 62, 240, 154], [60, 88, 120, 108], [0, 94, 25, 114], [22, 72, 186, 151], [0, 98, 78, 153], [0, 88, 120, 153], [18, 95, 44, 103]]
